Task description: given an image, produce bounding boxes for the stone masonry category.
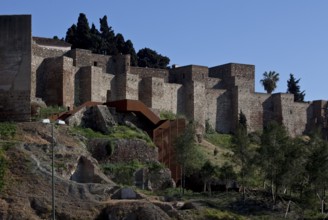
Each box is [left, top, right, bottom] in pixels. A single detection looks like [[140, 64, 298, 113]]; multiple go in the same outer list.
[[0, 15, 32, 121], [0, 15, 327, 137]]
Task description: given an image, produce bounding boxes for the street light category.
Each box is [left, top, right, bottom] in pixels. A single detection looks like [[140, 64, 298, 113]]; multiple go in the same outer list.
[[42, 119, 65, 220]]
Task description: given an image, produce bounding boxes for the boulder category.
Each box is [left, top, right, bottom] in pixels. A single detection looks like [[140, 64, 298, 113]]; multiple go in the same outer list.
[[66, 105, 117, 131], [65, 106, 87, 126], [90, 105, 117, 134], [98, 202, 171, 220], [111, 187, 143, 200], [134, 167, 175, 191], [148, 167, 175, 190], [70, 156, 115, 184]]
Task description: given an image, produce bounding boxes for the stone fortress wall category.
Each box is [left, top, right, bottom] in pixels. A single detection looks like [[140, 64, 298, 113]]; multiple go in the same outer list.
[[0, 15, 32, 121], [1, 15, 327, 137]]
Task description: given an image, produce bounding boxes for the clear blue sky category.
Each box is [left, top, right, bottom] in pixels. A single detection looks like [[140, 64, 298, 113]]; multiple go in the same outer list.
[[1, 1, 327, 101]]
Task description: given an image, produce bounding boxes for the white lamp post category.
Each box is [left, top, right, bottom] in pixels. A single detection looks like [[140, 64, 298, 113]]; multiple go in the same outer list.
[[42, 119, 65, 220]]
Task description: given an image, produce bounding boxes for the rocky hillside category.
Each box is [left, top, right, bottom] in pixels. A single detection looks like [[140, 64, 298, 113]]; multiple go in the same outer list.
[[0, 122, 312, 220], [0, 122, 181, 219]]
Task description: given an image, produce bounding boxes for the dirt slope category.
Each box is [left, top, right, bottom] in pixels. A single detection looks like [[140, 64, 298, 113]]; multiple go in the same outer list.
[[0, 123, 174, 219]]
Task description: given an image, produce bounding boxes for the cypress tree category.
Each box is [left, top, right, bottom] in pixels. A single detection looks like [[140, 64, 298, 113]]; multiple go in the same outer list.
[[75, 13, 92, 49], [65, 24, 77, 47], [287, 74, 305, 102], [99, 15, 116, 55], [124, 40, 138, 66]]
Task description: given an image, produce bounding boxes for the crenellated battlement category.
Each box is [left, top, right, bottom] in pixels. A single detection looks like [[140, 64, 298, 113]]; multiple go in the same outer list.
[[0, 15, 327, 136]]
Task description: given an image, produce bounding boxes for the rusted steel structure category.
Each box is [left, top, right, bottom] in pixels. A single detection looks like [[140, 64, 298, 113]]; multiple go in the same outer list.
[[105, 99, 185, 182], [152, 119, 185, 182], [56, 101, 102, 121], [55, 99, 185, 182], [106, 99, 161, 126]]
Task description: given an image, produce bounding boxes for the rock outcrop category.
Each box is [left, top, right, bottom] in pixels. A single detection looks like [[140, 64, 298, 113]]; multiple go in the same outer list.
[[88, 138, 158, 164]]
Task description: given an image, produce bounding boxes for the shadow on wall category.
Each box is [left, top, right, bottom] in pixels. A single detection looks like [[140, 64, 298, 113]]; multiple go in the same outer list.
[[177, 86, 184, 116], [215, 90, 232, 133], [36, 61, 46, 99], [262, 97, 274, 130]]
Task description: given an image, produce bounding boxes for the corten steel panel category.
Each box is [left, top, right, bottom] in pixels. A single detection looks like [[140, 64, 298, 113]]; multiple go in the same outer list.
[[56, 101, 102, 121], [153, 119, 186, 182], [63, 99, 186, 182], [105, 99, 161, 125]]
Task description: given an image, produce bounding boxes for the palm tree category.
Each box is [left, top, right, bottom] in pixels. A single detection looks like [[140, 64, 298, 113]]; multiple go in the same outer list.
[[260, 71, 279, 94]]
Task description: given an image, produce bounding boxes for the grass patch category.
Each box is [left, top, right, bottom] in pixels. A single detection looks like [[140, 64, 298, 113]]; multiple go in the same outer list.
[[158, 187, 194, 198], [0, 141, 17, 151], [200, 208, 247, 220], [109, 125, 154, 146], [0, 122, 16, 140], [204, 132, 232, 149], [33, 105, 66, 121], [71, 127, 107, 139], [71, 125, 155, 147]]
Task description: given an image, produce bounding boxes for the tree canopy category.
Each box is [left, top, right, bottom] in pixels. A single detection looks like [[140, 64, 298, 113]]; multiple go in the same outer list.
[[287, 73, 305, 102], [260, 71, 279, 94], [257, 121, 290, 204], [137, 48, 170, 69], [174, 121, 204, 195], [65, 13, 170, 68]]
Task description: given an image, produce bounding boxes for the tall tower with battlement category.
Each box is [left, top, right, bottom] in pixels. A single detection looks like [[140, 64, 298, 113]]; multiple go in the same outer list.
[[0, 15, 32, 121]]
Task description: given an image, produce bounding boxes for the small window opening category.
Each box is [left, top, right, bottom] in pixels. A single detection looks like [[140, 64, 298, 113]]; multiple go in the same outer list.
[[94, 62, 98, 66]]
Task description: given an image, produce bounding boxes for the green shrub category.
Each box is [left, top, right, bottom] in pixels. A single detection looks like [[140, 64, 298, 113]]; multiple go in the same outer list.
[[34, 105, 66, 121], [146, 161, 165, 172], [204, 132, 232, 149], [102, 160, 143, 185], [205, 119, 215, 134], [160, 110, 176, 120], [0, 122, 16, 140], [158, 187, 194, 198]]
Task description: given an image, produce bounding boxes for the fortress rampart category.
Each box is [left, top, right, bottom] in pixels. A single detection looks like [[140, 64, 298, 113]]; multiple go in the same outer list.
[[0, 15, 326, 136], [0, 15, 31, 121]]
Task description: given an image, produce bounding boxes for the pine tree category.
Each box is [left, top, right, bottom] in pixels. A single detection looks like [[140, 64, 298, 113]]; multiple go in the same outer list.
[[137, 48, 170, 69], [65, 14, 169, 68], [124, 40, 138, 66], [99, 15, 116, 55], [200, 160, 218, 195], [174, 122, 204, 195], [90, 23, 102, 53], [75, 13, 92, 49], [65, 24, 77, 46], [258, 121, 289, 204], [231, 125, 251, 202], [287, 74, 305, 102]]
